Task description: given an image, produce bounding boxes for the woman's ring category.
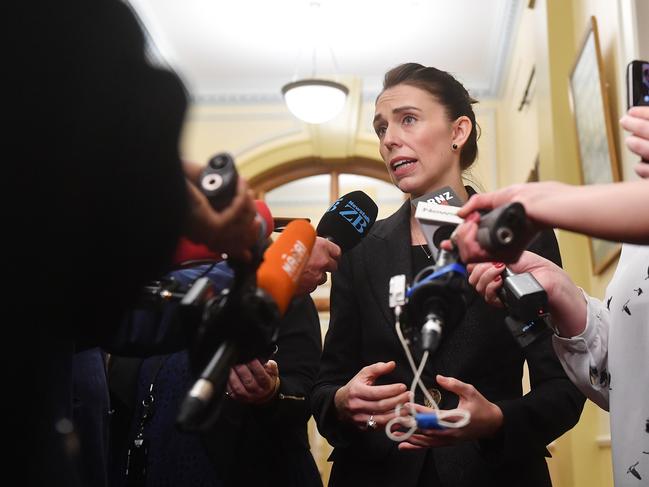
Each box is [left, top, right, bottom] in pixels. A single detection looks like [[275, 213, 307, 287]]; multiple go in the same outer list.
[[366, 415, 377, 430]]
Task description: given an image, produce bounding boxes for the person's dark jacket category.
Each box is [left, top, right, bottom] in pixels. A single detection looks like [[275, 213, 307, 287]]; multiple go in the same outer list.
[[12, 1, 188, 485], [108, 264, 323, 487], [311, 197, 586, 487]]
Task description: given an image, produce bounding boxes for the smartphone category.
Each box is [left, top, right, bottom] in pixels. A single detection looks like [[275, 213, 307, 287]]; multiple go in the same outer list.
[[627, 60, 649, 109]]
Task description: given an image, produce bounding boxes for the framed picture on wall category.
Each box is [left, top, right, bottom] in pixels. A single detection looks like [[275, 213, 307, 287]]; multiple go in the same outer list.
[[568, 16, 621, 274]]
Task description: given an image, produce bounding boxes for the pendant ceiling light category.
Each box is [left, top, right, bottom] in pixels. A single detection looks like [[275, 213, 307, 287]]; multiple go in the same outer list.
[[281, 1, 348, 124], [282, 79, 349, 124]]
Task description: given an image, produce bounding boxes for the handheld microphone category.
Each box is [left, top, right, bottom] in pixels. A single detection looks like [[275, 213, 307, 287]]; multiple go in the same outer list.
[[412, 186, 463, 258], [257, 219, 314, 314], [316, 191, 378, 253], [176, 220, 316, 431], [200, 151, 274, 264], [476, 202, 538, 261], [473, 202, 550, 346], [199, 152, 238, 211], [406, 243, 469, 353]]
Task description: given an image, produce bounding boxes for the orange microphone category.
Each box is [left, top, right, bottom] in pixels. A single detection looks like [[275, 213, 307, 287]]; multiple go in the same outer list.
[[177, 219, 315, 431], [257, 219, 316, 315]]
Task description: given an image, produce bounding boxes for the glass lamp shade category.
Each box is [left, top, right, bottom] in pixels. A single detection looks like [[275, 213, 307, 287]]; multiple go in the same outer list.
[[281, 79, 349, 124]]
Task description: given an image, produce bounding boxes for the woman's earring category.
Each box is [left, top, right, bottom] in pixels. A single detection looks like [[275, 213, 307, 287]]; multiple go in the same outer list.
[[452, 143, 458, 150]]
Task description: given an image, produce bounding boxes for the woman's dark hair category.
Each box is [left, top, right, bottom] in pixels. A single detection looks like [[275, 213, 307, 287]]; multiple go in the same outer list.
[[381, 62, 480, 170]]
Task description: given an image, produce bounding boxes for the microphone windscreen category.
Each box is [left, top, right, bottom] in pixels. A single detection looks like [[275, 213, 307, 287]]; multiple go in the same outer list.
[[254, 200, 274, 237], [257, 219, 316, 315], [412, 186, 464, 250], [411, 186, 463, 208], [316, 191, 378, 252]]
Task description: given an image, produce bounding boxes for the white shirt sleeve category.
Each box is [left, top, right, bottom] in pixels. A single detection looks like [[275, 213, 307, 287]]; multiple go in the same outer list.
[[552, 292, 610, 411]]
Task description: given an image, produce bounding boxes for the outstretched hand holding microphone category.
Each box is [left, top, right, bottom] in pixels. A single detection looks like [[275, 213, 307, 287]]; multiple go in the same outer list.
[[444, 106, 649, 342], [444, 108, 649, 487], [296, 190, 379, 295], [447, 110, 649, 265], [181, 157, 260, 262]]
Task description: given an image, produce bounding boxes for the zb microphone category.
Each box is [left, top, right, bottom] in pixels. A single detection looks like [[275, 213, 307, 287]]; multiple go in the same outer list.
[[316, 190, 379, 252]]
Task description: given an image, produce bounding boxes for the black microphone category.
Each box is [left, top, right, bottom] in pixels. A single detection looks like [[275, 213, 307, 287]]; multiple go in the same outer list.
[[199, 152, 238, 211], [476, 202, 539, 261], [316, 191, 378, 253], [407, 247, 469, 353], [475, 203, 550, 347]]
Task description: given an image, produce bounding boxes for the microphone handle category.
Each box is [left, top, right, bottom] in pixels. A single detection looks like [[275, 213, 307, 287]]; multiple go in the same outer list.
[[496, 267, 514, 304], [176, 340, 238, 432], [497, 268, 551, 347]]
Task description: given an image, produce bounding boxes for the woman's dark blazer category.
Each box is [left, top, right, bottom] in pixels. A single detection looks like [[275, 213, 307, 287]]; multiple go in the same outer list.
[[203, 295, 324, 487], [311, 198, 585, 487]]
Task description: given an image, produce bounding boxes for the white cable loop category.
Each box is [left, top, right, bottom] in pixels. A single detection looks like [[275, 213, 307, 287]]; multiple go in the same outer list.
[[386, 306, 471, 442]]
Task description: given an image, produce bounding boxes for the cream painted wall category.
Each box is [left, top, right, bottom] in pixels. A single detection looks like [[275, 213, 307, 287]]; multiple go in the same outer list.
[[180, 103, 303, 165], [494, 7, 541, 187], [637, 0, 649, 59]]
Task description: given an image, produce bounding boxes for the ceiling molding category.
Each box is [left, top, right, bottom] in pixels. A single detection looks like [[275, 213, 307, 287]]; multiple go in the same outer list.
[[132, 0, 525, 104], [193, 92, 285, 104]]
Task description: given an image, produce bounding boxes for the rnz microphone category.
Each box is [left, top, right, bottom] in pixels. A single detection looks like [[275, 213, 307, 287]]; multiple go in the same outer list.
[[176, 220, 316, 431], [412, 186, 463, 259], [389, 187, 469, 354], [413, 187, 549, 348], [316, 191, 378, 253]]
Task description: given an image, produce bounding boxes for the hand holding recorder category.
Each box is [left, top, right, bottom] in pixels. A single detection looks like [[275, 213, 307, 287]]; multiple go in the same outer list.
[[181, 156, 259, 261], [450, 75, 649, 263]]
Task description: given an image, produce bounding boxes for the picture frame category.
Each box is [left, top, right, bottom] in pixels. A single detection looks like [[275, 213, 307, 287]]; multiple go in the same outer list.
[[568, 16, 621, 274]]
